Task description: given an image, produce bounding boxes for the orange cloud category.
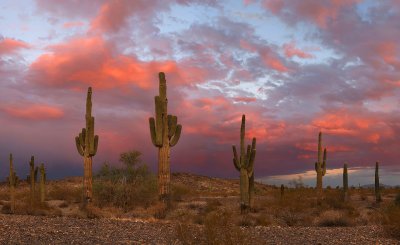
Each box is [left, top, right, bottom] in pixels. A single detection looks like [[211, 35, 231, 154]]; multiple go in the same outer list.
[[0, 38, 30, 55], [2, 104, 64, 120], [29, 36, 186, 90]]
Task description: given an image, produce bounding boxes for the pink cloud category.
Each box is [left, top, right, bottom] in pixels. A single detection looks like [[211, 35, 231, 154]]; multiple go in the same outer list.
[[283, 42, 313, 59], [0, 38, 30, 55], [29, 36, 189, 90], [2, 104, 64, 120]]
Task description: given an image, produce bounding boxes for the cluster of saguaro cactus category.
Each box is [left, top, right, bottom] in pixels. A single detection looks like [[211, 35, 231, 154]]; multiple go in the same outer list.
[[75, 87, 99, 203], [315, 132, 326, 197], [343, 163, 349, 202], [375, 162, 381, 203], [149, 72, 182, 201], [232, 115, 256, 213]]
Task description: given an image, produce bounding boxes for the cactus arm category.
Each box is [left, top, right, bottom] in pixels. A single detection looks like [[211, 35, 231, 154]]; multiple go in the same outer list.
[[247, 138, 256, 176], [75, 136, 84, 156], [168, 115, 177, 138], [169, 124, 181, 147], [232, 145, 240, 171], [149, 117, 159, 147], [91, 135, 99, 156]]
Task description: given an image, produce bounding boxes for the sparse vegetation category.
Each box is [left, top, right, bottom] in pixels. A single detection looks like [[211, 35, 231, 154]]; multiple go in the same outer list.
[[92, 150, 158, 211]]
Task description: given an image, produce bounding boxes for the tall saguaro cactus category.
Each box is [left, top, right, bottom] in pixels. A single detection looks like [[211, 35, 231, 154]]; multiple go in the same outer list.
[[149, 72, 182, 201], [75, 87, 99, 202], [375, 162, 381, 203], [315, 132, 326, 197], [39, 163, 46, 203], [8, 154, 18, 213], [29, 156, 35, 206], [232, 115, 256, 213], [343, 163, 349, 202]]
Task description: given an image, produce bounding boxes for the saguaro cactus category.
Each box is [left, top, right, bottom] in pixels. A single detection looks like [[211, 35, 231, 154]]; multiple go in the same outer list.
[[29, 156, 35, 206], [75, 87, 99, 202], [149, 72, 182, 201], [315, 132, 326, 197], [280, 184, 285, 200], [375, 162, 381, 203], [343, 163, 349, 202], [232, 115, 256, 213], [8, 154, 18, 213], [39, 163, 46, 203]]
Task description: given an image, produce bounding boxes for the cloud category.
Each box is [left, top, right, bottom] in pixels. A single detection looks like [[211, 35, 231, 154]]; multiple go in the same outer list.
[[0, 37, 30, 55], [260, 0, 361, 28], [283, 42, 313, 59], [1, 104, 64, 120]]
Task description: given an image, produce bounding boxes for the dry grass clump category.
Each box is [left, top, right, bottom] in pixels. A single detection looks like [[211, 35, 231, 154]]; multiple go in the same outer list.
[[314, 210, 352, 227], [47, 184, 82, 203], [382, 204, 400, 240]]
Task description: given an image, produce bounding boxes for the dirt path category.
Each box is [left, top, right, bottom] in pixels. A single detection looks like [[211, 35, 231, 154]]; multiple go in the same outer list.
[[0, 214, 398, 244]]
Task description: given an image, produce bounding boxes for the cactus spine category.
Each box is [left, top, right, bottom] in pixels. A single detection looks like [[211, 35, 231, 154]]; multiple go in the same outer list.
[[375, 162, 381, 203], [343, 163, 349, 202], [315, 132, 326, 197], [232, 115, 256, 213], [29, 156, 35, 207], [75, 87, 99, 203], [39, 163, 46, 203], [149, 72, 182, 201], [8, 154, 18, 213]]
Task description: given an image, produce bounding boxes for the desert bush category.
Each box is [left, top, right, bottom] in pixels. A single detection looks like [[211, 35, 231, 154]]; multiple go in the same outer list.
[[93, 150, 158, 211], [93, 176, 157, 211], [47, 184, 82, 203], [176, 223, 196, 245], [395, 192, 400, 206], [171, 183, 191, 202], [255, 213, 273, 226], [382, 204, 400, 239], [316, 210, 352, 227], [203, 211, 252, 245]]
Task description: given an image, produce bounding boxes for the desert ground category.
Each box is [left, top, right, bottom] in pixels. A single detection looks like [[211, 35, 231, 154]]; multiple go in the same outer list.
[[0, 172, 399, 244]]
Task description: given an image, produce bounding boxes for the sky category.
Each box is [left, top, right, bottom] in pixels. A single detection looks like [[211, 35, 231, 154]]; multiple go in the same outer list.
[[0, 0, 400, 187]]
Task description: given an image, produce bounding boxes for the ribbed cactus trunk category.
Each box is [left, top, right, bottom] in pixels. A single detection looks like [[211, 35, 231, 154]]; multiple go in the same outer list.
[[149, 72, 182, 201], [29, 156, 35, 207], [375, 162, 381, 203], [280, 184, 285, 200], [83, 157, 93, 200], [75, 87, 99, 203], [39, 163, 46, 203], [232, 115, 256, 213], [343, 163, 349, 202], [9, 154, 16, 214], [315, 132, 326, 199]]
